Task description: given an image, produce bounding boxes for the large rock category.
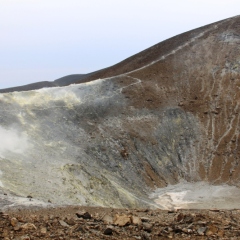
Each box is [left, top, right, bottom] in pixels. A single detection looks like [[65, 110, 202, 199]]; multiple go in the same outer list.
[[114, 214, 131, 226]]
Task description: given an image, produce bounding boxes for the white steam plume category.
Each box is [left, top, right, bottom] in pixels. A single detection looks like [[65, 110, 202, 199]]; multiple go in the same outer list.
[[0, 126, 29, 158]]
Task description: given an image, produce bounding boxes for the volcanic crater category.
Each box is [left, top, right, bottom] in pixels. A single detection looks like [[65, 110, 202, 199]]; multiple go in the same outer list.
[[0, 15, 240, 210]]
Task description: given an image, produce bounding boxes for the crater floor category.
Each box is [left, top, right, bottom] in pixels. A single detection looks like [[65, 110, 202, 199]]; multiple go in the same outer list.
[[150, 181, 240, 210]]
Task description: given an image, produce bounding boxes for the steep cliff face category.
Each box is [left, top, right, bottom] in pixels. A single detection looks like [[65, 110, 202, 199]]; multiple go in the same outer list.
[[0, 16, 239, 209]]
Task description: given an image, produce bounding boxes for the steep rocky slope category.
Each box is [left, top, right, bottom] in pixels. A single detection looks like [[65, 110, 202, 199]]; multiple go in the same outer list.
[[0, 16, 239, 209]]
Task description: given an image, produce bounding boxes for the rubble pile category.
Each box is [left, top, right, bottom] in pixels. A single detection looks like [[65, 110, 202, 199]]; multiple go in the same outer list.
[[1, 206, 240, 239]]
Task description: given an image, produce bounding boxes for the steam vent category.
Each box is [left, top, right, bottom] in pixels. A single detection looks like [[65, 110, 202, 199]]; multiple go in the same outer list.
[[0, 15, 240, 210]]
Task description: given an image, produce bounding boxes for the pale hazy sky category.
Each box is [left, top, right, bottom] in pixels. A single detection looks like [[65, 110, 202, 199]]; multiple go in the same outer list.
[[0, 0, 239, 88]]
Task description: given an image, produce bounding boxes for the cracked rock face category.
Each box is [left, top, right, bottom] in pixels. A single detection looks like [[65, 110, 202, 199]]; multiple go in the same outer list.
[[0, 16, 240, 209]]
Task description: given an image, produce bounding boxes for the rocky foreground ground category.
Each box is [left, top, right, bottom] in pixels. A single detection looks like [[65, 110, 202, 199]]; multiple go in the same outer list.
[[1, 206, 240, 239]]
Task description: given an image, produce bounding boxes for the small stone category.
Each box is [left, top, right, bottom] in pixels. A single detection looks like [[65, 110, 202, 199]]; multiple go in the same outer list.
[[176, 213, 184, 222], [209, 209, 220, 212], [65, 217, 76, 226], [2, 229, 9, 237], [18, 235, 31, 240], [142, 222, 153, 233], [40, 227, 47, 234], [27, 195, 33, 199], [114, 214, 131, 226], [75, 226, 86, 233], [59, 220, 69, 227], [133, 236, 141, 240], [43, 215, 49, 221], [197, 227, 206, 235], [206, 225, 218, 236], [76, 211, 92, 219], [0, 212, 9, 219], [10, 217, 18, 227], [131, 216, 142, 225], [217, 229, 224, 238], [14, 224, 22, 231], [21, 223, 37, 230], [182, 228, 192, 233], [141, 217, 150, 222], [103, 226, 113, 235], [103, 215, 113, 224], [141, 231, 151, 240]]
